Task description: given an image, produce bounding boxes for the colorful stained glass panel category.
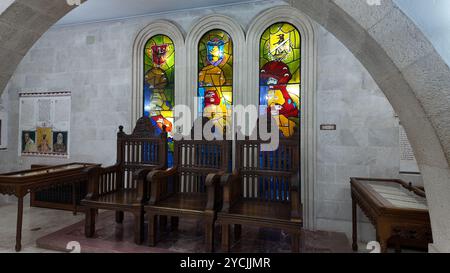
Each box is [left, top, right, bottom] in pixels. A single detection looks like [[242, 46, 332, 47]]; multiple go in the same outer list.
[[198, 30, 233, 133], [259, 23, 301, 137], [143, 34, 175, 165]]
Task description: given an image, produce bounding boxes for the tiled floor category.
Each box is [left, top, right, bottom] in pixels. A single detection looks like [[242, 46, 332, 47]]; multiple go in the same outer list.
[[0, 201, 424, 253], [0, 201, 84, 253], [36, 211, 352, 253]]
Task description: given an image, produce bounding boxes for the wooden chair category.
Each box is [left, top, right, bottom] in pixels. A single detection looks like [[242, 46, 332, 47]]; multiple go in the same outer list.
[[81, 117, 167, 244], [144, 117, 231, 252], [217, 124, 302, 252]]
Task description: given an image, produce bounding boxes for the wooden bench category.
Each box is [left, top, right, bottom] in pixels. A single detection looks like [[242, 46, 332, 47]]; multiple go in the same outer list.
[[145, 118, 231, 252], [81, 117, 167, 244], [351, 177, 432, 253], [217, 127, 302, 252], [30, 164, 88, 214]]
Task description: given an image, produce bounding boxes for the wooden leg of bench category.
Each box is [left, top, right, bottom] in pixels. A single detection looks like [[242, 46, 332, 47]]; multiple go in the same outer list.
[[134, 210, 144, 245], [394, 237, 402, 253], [222, 224, 230, 252], [205, 219, 215, 253], [171, 216, 179, 231], [148, 214, 157, 247], [85, 208, 96, 238], [292, 232, 301, 253], [234, 224, 242, 240], [377, 223, 390, 253], [115, 211, 124, 224], [160, 215, 168, 230], [352, 197, 358, 251]]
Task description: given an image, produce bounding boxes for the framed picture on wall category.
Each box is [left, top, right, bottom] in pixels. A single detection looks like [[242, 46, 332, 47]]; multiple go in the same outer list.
[[18, 92, 71, 158], [52, 131, 68, 154], [21, 131, 37, 153]]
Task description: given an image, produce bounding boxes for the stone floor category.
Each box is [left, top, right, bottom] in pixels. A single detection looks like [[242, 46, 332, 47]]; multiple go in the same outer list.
[[0, 202, 425, 253], [0, 202, 84, 253], [35, 211, 352, 253]]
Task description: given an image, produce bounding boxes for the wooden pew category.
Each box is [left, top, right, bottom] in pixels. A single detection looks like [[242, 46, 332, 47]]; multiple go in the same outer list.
[[81, 117, 167, 244], [217, 125, 302, 252], [144, 117, 231, 252]]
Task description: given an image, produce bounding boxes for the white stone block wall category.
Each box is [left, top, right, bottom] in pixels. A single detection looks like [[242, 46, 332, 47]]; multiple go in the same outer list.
[[315, 27, 405, 242], [0, 0, 422, 243]]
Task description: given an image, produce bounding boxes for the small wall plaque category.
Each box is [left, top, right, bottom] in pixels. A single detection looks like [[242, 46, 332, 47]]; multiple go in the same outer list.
[[320, 124, 337, 131]]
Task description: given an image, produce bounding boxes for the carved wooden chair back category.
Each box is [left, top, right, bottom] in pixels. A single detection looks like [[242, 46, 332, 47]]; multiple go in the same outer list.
[[98, 117, 167, 195], [236, 122, 299, 203], [171, 117, 231, 194]]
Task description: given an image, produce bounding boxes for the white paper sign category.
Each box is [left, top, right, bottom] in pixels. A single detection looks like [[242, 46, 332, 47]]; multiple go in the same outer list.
[[399, 124, 420, 174], [18, 92, 71, 158]]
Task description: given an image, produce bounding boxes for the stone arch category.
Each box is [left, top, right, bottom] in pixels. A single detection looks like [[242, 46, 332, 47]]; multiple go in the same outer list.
[[0, 0, 83, 92], [290, 0, 450, 253], [131, 20, 185, 124], [246, 6, 317, 230], [0, 0, 449, 252]]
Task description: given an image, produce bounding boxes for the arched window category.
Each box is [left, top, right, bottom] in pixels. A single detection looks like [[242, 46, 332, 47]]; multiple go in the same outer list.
[[143, 34, 175, 164], [259, 23, 301, 137], [198, 29, 233, 133]]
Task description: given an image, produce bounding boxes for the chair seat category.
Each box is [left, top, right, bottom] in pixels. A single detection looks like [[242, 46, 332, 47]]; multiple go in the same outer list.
[[82, 189, 141, 209], [220, 200, 294, 222], [146, 192, 207, 212]]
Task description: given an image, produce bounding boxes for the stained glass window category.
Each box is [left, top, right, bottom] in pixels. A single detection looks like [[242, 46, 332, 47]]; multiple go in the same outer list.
[[198, 29, 233, 134], [143, 34, 175, 165], [259, 23, 301, 137]]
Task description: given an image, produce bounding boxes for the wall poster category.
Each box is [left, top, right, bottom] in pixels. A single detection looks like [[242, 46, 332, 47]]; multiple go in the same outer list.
[[399, 123, 420, 174], [18, 92, 71, 157]]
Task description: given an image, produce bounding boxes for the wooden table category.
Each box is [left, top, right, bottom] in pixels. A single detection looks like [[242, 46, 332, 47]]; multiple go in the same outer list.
[[350, 177, 432, 253], [0, 163, 98, 252]]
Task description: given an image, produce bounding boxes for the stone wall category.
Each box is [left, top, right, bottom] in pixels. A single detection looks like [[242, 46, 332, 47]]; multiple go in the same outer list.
[[0, 0, 418, 242], [0, 0, 81, 96], [316, 28, 400, 241]]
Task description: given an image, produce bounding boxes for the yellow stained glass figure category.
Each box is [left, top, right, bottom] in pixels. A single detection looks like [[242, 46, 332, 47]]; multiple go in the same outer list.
[[198, 30, 233, 134], [267, 88, 298, 137]]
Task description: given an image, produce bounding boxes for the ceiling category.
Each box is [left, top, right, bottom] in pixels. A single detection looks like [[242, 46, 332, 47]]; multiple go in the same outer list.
[[55, 0, 450, 68], [56, 0, 266, 26]]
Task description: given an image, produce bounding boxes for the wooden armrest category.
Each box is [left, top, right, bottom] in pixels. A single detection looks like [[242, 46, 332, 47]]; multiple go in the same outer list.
[[84, 164, 123, 199], [133, 166, 166, 203], [220, 172, 240, 188], [220, 171, 241, 213], [147, 167, 178, 205], [290, 172, 301, 221], [83, 166, 102, 200], [100, 163, 121, 174], [134, 166, 164, 180], [205, 171, 225, 211], [205, 172, 224, 187], [147, 167, 178, 181]]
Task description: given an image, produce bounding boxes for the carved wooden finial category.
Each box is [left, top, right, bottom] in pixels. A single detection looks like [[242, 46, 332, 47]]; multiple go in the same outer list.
[[119, 125, 124, 132], [132, 117, 157, 136]]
